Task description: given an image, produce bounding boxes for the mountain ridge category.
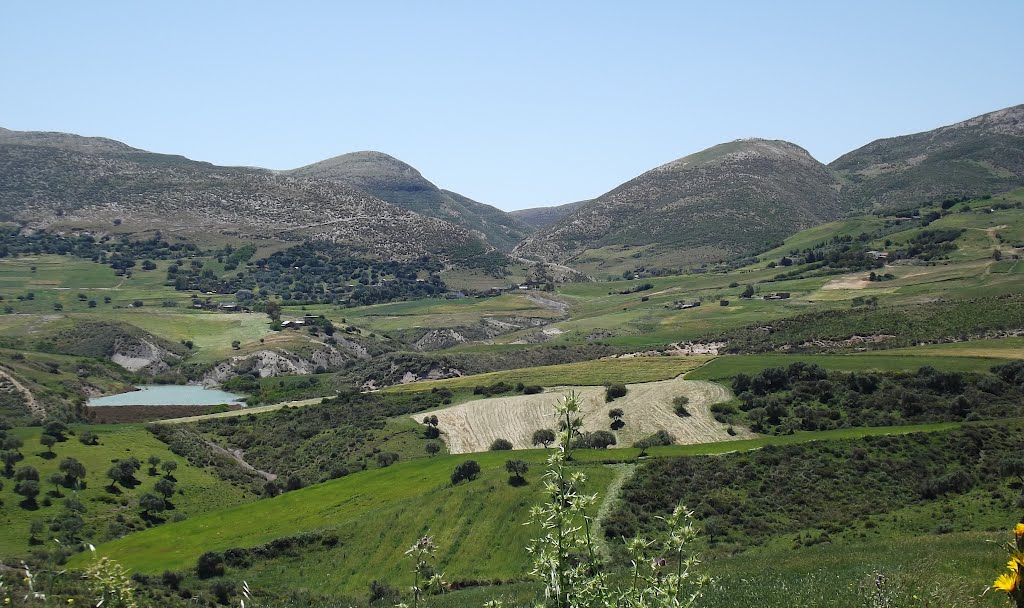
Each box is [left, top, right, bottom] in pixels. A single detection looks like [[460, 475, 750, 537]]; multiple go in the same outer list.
[[514, 138, 844, 269], [830, 104, 1024, 210], [0, 130, 488, 262], [287, 151, 533, 251]]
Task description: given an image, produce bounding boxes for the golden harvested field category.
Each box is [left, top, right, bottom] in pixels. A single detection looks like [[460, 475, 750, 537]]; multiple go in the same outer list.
[[414, 377, 747, 454]]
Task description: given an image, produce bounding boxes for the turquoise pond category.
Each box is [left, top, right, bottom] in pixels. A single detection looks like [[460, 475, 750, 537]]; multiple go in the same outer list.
[[87, 385, 244, 407]]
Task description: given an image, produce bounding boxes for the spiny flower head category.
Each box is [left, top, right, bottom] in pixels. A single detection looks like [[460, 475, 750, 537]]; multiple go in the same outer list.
[[994, 571, 1019, 593]]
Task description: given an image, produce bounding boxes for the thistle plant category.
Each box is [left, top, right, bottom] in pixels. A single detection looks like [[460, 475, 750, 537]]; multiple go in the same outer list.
[[525, 391, 707, 608], [83, 545, 138, 608], [990, 523, 1024, 606], [404, 535, 447, 608]]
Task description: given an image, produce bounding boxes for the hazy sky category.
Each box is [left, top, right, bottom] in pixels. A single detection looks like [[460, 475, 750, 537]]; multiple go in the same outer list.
[[2, 1, 1022, 210]]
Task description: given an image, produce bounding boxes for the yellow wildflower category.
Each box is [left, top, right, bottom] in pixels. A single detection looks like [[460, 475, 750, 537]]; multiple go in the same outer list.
[[1010, 551, 1024, 571], [1015, 523, 1024, 538], [994, 571, 1019, 593]]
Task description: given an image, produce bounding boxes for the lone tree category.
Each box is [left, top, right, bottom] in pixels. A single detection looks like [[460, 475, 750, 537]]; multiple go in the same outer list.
[[160, 460, 177, 478], [451, 460, 481, 485], [14, 479, 40, 506], [741, 284, 755, 299], [425, 442, 440, 457], [505, 459, 529, 485], [264, 301, 282, 324], [59, 457, 86, 489], [47, 473, 64, 497], [489, 438, 513, 451], [1, 449, 21, 476], [532, 429, 556, 448], [39, 434, 57, 456], [106, 458, 141, 490], [673, 395, 691, 417], [608, 407, 625, 430], [605, 383, 628, 402], [154, 477, 176, 500], [44, 420, 67, 441], [44, 419, 67, 438], [15, 465, 39, 482], [139, 492, 166, 518], [147, 455, 161, 476]]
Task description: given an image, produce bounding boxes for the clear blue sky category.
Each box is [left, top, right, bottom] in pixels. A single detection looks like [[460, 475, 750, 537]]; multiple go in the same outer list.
[[2, 1, 1022, 210]]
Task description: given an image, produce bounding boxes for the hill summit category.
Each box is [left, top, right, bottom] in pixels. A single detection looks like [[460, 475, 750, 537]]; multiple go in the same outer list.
[[514, 138, 843, 270], [289, 151, 532, 251]]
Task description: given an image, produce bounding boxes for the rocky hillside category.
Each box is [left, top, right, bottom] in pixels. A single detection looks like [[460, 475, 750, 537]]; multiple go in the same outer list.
[[831, 104, 1024, 211], [514, 139, 843, 267], [510, 199, 590, 229], [288, 151, 532, 251], [0, 130, 487, 262]]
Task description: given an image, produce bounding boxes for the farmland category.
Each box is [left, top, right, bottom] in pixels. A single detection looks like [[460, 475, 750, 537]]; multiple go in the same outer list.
[[415, 377, 744, 453]]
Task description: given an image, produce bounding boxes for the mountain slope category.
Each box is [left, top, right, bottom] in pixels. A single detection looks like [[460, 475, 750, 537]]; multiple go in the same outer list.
[[831, 104, 1024, 211], [0, 130, 486, 261], [510, 199, 590, 229], [514, 139, 843, 269], [288, 151, 532, 251]]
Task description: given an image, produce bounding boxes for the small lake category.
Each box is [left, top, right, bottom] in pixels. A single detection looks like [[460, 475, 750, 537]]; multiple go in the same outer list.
[[88, 385, 245, 407]]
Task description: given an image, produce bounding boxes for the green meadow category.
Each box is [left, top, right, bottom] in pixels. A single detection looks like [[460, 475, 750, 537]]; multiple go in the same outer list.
[[0, 425, 255, 556]]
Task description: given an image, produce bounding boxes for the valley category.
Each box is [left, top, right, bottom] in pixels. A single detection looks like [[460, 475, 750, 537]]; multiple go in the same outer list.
[[0, 104, 1023, 607]]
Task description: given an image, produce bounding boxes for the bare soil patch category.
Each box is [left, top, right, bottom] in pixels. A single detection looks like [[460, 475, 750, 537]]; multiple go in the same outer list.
[[415, 377, 748, 454], [822, 275, 871, 290]]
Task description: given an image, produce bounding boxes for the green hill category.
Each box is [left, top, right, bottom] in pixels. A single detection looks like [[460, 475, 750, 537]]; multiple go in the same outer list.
[[514, 139, 844, 273], [831, 104, 1024, 211]]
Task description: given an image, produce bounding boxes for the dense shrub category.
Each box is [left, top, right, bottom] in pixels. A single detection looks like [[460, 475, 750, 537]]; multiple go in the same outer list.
[[489, 438, 513, 451], [451, 460, 481, 484], [605, 384, 628, 402]]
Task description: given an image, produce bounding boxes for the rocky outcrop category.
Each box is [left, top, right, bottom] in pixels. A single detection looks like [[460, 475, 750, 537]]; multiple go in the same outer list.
[[202, 340, 368, 385], [110, 336, 181, 374]]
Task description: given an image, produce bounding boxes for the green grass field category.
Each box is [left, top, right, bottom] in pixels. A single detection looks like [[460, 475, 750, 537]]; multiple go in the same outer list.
[[383, 356, 713, 393], [0, 425, 254, 557], [79, 416, 1001, 586], [76, 449, 616, 590], [685, 353, 1011, 381]]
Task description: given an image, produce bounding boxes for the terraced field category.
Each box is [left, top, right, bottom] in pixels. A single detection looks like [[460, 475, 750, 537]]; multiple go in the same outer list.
[[414, 377, 745, 453]]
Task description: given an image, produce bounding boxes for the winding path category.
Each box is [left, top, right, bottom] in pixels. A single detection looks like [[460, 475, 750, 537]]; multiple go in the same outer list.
[[0, 368, 44, 418]]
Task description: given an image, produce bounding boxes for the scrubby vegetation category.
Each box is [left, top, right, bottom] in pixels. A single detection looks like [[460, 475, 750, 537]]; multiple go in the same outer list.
[[709, 294, 1024, 353], [606, 422, 1024, 549], [188, 388, 458, 485], [713, 362, 1024, 434]]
